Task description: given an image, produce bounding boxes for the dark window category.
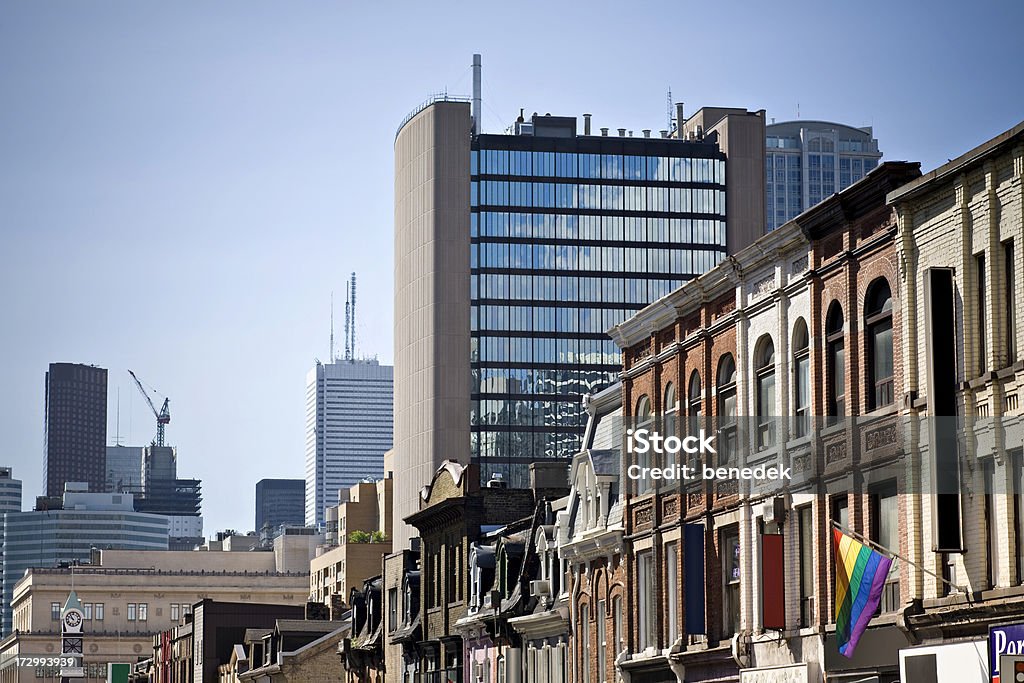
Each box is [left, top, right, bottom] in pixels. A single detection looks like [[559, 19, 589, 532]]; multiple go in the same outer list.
[[663, 382, 677, 439], [717, 355, 737, 465], [870, 482, 900, 612], [798, 506, 814, 626], [977, 253, 987, 375], [721, 527, 740, 638], [1006, 241, 1016, 363], [826, 302, 845, 420], [866, 279, 894, 409], [793, 319, 810, 437], [756, 337, 776, 449]]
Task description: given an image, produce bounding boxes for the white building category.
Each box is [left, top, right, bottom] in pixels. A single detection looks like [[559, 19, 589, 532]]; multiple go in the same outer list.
[[765, 120, 883, 230], [304, 359, 393, 528]]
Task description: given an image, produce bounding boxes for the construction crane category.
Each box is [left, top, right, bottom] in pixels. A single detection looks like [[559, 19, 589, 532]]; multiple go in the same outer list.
[[128, 370, 171, 447]]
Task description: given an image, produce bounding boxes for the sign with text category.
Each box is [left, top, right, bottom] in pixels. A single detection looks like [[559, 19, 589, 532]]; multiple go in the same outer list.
[[990, 622, 1024, 682]]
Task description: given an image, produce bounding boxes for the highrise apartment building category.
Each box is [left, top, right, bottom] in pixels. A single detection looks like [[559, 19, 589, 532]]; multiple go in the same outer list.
[[305, 358, 394, 528], [256, 478, 306, 533], [765, 120, 882, 230], [44, 362, 107, 496], [393, 55, 766, 547]]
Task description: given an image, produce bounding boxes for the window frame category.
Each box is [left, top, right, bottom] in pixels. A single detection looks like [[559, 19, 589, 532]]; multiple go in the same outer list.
[[865, 279, 895, 410], [826, 302, 845, 419], [755, 337, 776, 449]]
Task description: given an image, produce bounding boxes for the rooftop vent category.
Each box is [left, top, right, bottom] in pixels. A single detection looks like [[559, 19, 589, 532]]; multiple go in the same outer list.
[[617, 128, 626, 137], [600, 127, 609, 136]]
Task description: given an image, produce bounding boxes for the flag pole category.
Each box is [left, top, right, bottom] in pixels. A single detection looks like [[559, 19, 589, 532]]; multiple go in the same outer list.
[[830, 519, 969, 594]]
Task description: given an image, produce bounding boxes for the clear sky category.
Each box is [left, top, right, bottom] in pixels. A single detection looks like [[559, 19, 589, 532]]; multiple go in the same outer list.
[[2, 0, 1022, 534]]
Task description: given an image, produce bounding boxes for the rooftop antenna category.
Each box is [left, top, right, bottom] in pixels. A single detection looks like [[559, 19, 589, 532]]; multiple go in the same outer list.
[[344, 281, 351, 361], [113, 387, 121, 446], [330, 291, 335, 362], [349, 272, 357, 360], [667, 87, 674, 132]]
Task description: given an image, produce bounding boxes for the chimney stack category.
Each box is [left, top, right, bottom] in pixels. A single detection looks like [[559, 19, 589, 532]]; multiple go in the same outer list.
[[642, 129, 651, 138], [583, 113, 592, 136], [675, 102, 685, 135], [472, 54, 482, 135], [617, 128, 626, 137], [600, 127, 609, 136]]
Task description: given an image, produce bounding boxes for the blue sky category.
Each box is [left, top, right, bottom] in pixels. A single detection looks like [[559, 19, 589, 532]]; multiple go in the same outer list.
[[2, 0, 1022, 533]]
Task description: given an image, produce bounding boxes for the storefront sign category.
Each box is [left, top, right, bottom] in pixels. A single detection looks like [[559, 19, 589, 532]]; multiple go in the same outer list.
[[740, 663, 809, 683], [990, 622, 1024, 682]]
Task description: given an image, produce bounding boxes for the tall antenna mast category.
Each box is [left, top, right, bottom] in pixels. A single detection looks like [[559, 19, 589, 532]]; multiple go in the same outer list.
[[330, 291, 335, 362], [667, 87, 674, 132], [344, 281, 351, 361], [350, 272, 357, 360]]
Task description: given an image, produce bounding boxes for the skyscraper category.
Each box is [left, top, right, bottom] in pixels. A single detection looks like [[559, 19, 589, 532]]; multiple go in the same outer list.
[[44, 363, 108, 497], [256, 478, 306, 533], [305, 358, 394, 528], [392, 55, 766, 547], [764, 120, 883, 230]]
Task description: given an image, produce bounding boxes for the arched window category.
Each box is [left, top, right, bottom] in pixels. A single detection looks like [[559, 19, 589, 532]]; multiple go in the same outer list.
[[663, 383, 677, 438], [866, 279, 894, 409], [717, 355, 737, 464], [755, 337, 776, 449], [826, 302, 845, 420], [688, 371, 702, 419], [792, 319, 810, 437], [635, 395, 653, 494], [687, 371, 702, 468]]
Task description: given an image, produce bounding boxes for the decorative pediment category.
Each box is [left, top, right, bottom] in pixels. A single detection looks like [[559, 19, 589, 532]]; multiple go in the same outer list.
[[420, 460, 468, 507]]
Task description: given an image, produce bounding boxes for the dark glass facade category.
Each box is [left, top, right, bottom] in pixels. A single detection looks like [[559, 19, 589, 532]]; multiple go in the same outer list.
[[469, 130, 727, 485], [256, 478, 306, 532], [43, 363, 107, 497]]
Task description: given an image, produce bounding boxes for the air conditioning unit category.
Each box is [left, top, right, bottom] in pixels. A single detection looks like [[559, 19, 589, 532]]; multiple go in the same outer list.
[[762, 497, 787, 524], [529, 580, 550, 598]]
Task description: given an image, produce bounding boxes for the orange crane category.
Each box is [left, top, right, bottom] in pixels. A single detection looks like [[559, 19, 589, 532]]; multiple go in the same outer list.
[[128, 370, 171, 447]]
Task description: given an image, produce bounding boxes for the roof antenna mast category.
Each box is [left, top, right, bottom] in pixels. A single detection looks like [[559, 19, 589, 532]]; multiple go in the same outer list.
[[344, 281, 351, 361], [330, 291, 335, 362], [350, 272, 357, 360]]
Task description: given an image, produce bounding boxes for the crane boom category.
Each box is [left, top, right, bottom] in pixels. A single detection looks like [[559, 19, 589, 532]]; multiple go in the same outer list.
[[128, 370, 171, 447]]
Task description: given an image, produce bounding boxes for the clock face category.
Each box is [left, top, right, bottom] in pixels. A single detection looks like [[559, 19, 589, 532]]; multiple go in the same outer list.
[[63, 610, 82, 629]]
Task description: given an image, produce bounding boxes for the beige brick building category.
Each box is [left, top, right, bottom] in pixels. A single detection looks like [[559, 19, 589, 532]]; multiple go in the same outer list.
[[0, 549, 309, 682], [310, 478, 393, 610]]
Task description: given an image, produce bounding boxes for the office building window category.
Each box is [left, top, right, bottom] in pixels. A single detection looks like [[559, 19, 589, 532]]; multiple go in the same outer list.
[[597, 598, 607, 683], [791, 318, 810, 437], [798, 506, 815, 626], [51, 602, 60, 621], [612, 595, 623, 657], [756, 337, 776, 448], [866, 279, 895, 409], [1006, 241, 1017, 363], [171, 604, 179, 622], [666, 542, 679, 645], [95, 603, 104, 621], [638, 550, 657, 649], [721, 528, 740, 638], [138, 603, 148, 621], [826, 302, 845, 419], [717, 355, 737, 465], [83, 603, 92, 620], [127, 603, 136, 621]]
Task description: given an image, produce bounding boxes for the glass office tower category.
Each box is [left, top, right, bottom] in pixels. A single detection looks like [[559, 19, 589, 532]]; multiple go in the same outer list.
[[469, 117, 727, 484]]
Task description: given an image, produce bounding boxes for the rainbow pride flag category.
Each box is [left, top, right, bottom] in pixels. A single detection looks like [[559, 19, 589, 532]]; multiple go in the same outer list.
[[833, 527, 893, 658]]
